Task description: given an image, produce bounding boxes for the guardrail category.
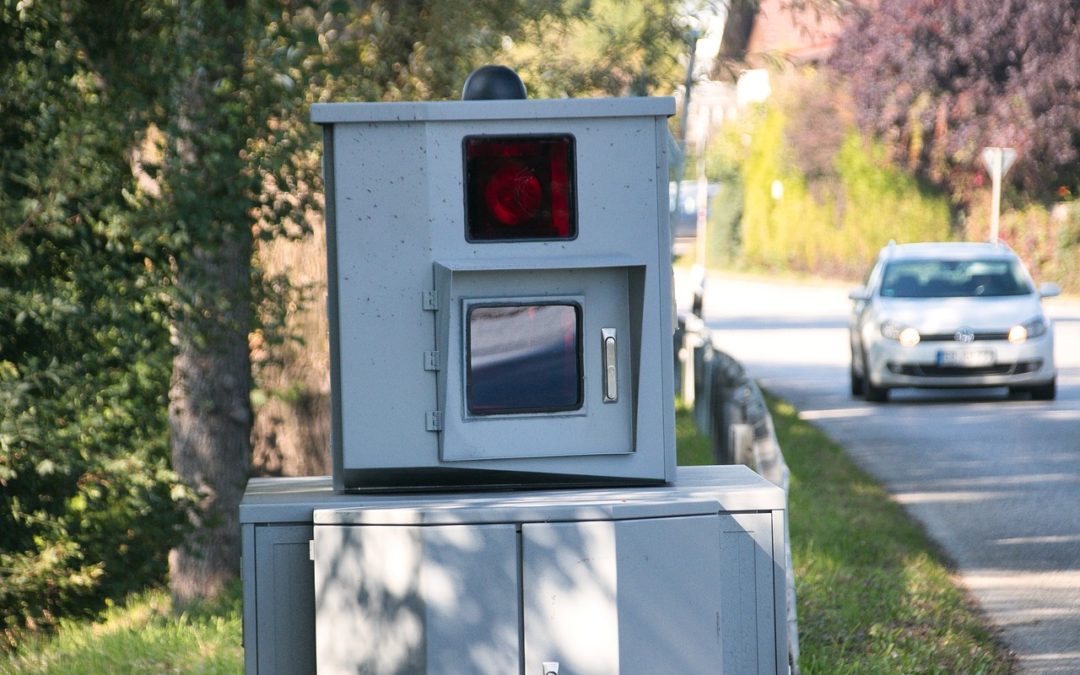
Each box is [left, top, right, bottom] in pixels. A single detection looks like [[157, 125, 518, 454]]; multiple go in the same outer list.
[[675, 311, 802, 675]]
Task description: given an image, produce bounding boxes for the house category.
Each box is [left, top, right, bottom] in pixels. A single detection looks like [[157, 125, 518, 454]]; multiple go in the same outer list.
[[720, 0, 861, 105]]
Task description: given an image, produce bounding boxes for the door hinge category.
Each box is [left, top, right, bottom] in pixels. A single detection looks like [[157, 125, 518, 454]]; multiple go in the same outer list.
[[422, 290, 438, 311], [424, 351, 441, 371], [426, 411, 443, 431]]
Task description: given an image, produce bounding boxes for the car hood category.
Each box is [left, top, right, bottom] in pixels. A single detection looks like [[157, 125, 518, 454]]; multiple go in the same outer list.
[[874, 295, 1045, 332]]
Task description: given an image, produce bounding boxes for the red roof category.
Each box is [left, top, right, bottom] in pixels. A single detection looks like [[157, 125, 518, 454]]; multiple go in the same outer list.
[[738, 0, 859, 65]]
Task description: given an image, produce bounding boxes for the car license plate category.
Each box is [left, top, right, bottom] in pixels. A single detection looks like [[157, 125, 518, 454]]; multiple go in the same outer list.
[[937, 350, 995, 367]]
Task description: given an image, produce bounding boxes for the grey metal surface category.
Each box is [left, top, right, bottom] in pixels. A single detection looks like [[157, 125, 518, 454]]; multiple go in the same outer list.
[[239, 476, 347, 523], [314, 522, 520, 674], [311, 465, 786, 524], [316, 99, 678, 489], [253, 525, 316, 674], [240, 467, 786, 524], [521, 516, 723, 673], [241, 466, 788, 674], [433, 264, 635, 462], [310, 466, 787, 674], [718, 512, 783, 674], [311, 97, 675, 124], [317, 498, 722, 526]]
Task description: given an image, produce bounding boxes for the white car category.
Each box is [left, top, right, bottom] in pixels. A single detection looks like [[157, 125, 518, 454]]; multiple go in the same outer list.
[[849, 242, 1059, 402]]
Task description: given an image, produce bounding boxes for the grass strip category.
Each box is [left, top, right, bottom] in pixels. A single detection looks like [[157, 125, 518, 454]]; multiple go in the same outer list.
[[675, 399, 715, 467], [1, 585, 243, 674], [677, 397, 1013, 673]]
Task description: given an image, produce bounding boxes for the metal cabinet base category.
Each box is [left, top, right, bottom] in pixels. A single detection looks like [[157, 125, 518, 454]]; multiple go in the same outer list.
[[240, 465, 786, 674]]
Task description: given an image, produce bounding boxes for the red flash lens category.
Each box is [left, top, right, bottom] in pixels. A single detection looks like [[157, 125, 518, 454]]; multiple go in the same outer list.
[[465, 135, 576, 241], [485, 161, 542, 226]]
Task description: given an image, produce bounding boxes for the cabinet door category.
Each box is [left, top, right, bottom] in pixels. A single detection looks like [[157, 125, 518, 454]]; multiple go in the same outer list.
[[246, 524, 316, 675], [718, 512, 779, 674], [521, 515, 723, 674], [313, 523, 520, 675]]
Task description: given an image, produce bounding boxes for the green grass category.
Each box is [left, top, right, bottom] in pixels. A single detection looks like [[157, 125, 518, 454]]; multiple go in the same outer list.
[[6, 403, 1009, 673], [1, 585, 242, 674], [677, 397, 1013, 674], [675, 400, 715, 466]]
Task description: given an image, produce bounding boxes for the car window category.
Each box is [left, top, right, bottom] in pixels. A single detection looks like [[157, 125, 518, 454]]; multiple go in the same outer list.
[[879, 259, 1033, 298]]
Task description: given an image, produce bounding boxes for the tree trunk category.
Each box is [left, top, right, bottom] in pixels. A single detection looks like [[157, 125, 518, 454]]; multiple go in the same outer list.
[[166, 0, 252, 606], [168, 231, 253, 605], [250, 224, 332, 477]]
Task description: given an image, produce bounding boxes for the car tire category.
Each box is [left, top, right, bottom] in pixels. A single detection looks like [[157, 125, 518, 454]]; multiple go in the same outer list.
[[865, 381, 888, 403], [850, 360, 865, 397], [1010, 380, 1056, 401], [862, 355, 888, 402], [1030, 379, 1057, 401]]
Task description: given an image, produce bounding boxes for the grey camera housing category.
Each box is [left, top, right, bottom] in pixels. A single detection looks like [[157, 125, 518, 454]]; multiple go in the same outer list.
[[313, 97, 676, 491]]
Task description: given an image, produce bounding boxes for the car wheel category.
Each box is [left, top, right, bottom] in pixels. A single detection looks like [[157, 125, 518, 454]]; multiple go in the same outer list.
[[1010, 380, 1056, 401], [1030, 379, 1057, 401], [865, 381, 888, 403], [862, 355, 888, 402], [850, 359, 865, 397]]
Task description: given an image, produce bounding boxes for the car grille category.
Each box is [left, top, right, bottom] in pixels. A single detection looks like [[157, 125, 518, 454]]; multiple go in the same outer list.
[[888, 361, 1043, 377]]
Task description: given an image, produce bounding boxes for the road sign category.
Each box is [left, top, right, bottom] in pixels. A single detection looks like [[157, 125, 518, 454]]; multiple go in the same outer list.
[[982, 146, 1016, 177]]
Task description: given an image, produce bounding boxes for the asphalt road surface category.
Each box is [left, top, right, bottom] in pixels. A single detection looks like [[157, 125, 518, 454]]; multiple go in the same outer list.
[[682, 271, 1080, 674]]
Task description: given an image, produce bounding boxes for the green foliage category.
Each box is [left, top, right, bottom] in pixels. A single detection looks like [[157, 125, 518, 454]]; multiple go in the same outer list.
[[0, 0, 191, 646], [1050, 203, 1080, 291], [830, 0, 1080, 205], [1, 584, 242, 674], [674, 400, 713, 466], [702, 122, 747, 267], [735, 74, 953, 276], [967, 198, 1080, 290], [833, 134, 953, 266], [741, 103, 830, 270], [704, 179, 744, 268], [285, 0, 564, 103], [715, 68, 1080, 289], [504, 0, 690, 98]]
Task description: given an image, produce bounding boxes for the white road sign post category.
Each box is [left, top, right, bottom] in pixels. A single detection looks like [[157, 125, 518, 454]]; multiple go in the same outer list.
[[981, 146, 1016, 244]]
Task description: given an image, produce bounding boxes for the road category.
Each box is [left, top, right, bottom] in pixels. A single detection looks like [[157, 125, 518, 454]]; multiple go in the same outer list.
[[682, 271, 1080, 674]]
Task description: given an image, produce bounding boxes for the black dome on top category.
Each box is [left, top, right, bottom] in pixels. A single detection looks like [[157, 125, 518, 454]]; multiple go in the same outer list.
[[462, 65, 527, 101]]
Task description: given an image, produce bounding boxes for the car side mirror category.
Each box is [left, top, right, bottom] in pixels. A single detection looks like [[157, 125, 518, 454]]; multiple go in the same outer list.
[[848, 286, 871, 302], [1038, 282, 1061, 298]]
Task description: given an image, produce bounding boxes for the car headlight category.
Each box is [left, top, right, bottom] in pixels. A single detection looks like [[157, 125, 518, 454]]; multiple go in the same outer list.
[[881, 320, 921, 346], [1009, 317, 1048, 344]]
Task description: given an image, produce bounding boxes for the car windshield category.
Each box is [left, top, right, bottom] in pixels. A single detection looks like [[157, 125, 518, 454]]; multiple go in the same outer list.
[[880, 259, 1032, 298]]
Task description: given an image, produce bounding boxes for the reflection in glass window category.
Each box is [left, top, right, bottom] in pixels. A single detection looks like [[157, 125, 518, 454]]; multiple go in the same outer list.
[[880, 260, 1032, 298], [467, 304, 583, 415]]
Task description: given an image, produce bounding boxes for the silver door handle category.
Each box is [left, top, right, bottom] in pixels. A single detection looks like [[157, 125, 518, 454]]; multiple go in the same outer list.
[[602, 328, 617, 403]]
